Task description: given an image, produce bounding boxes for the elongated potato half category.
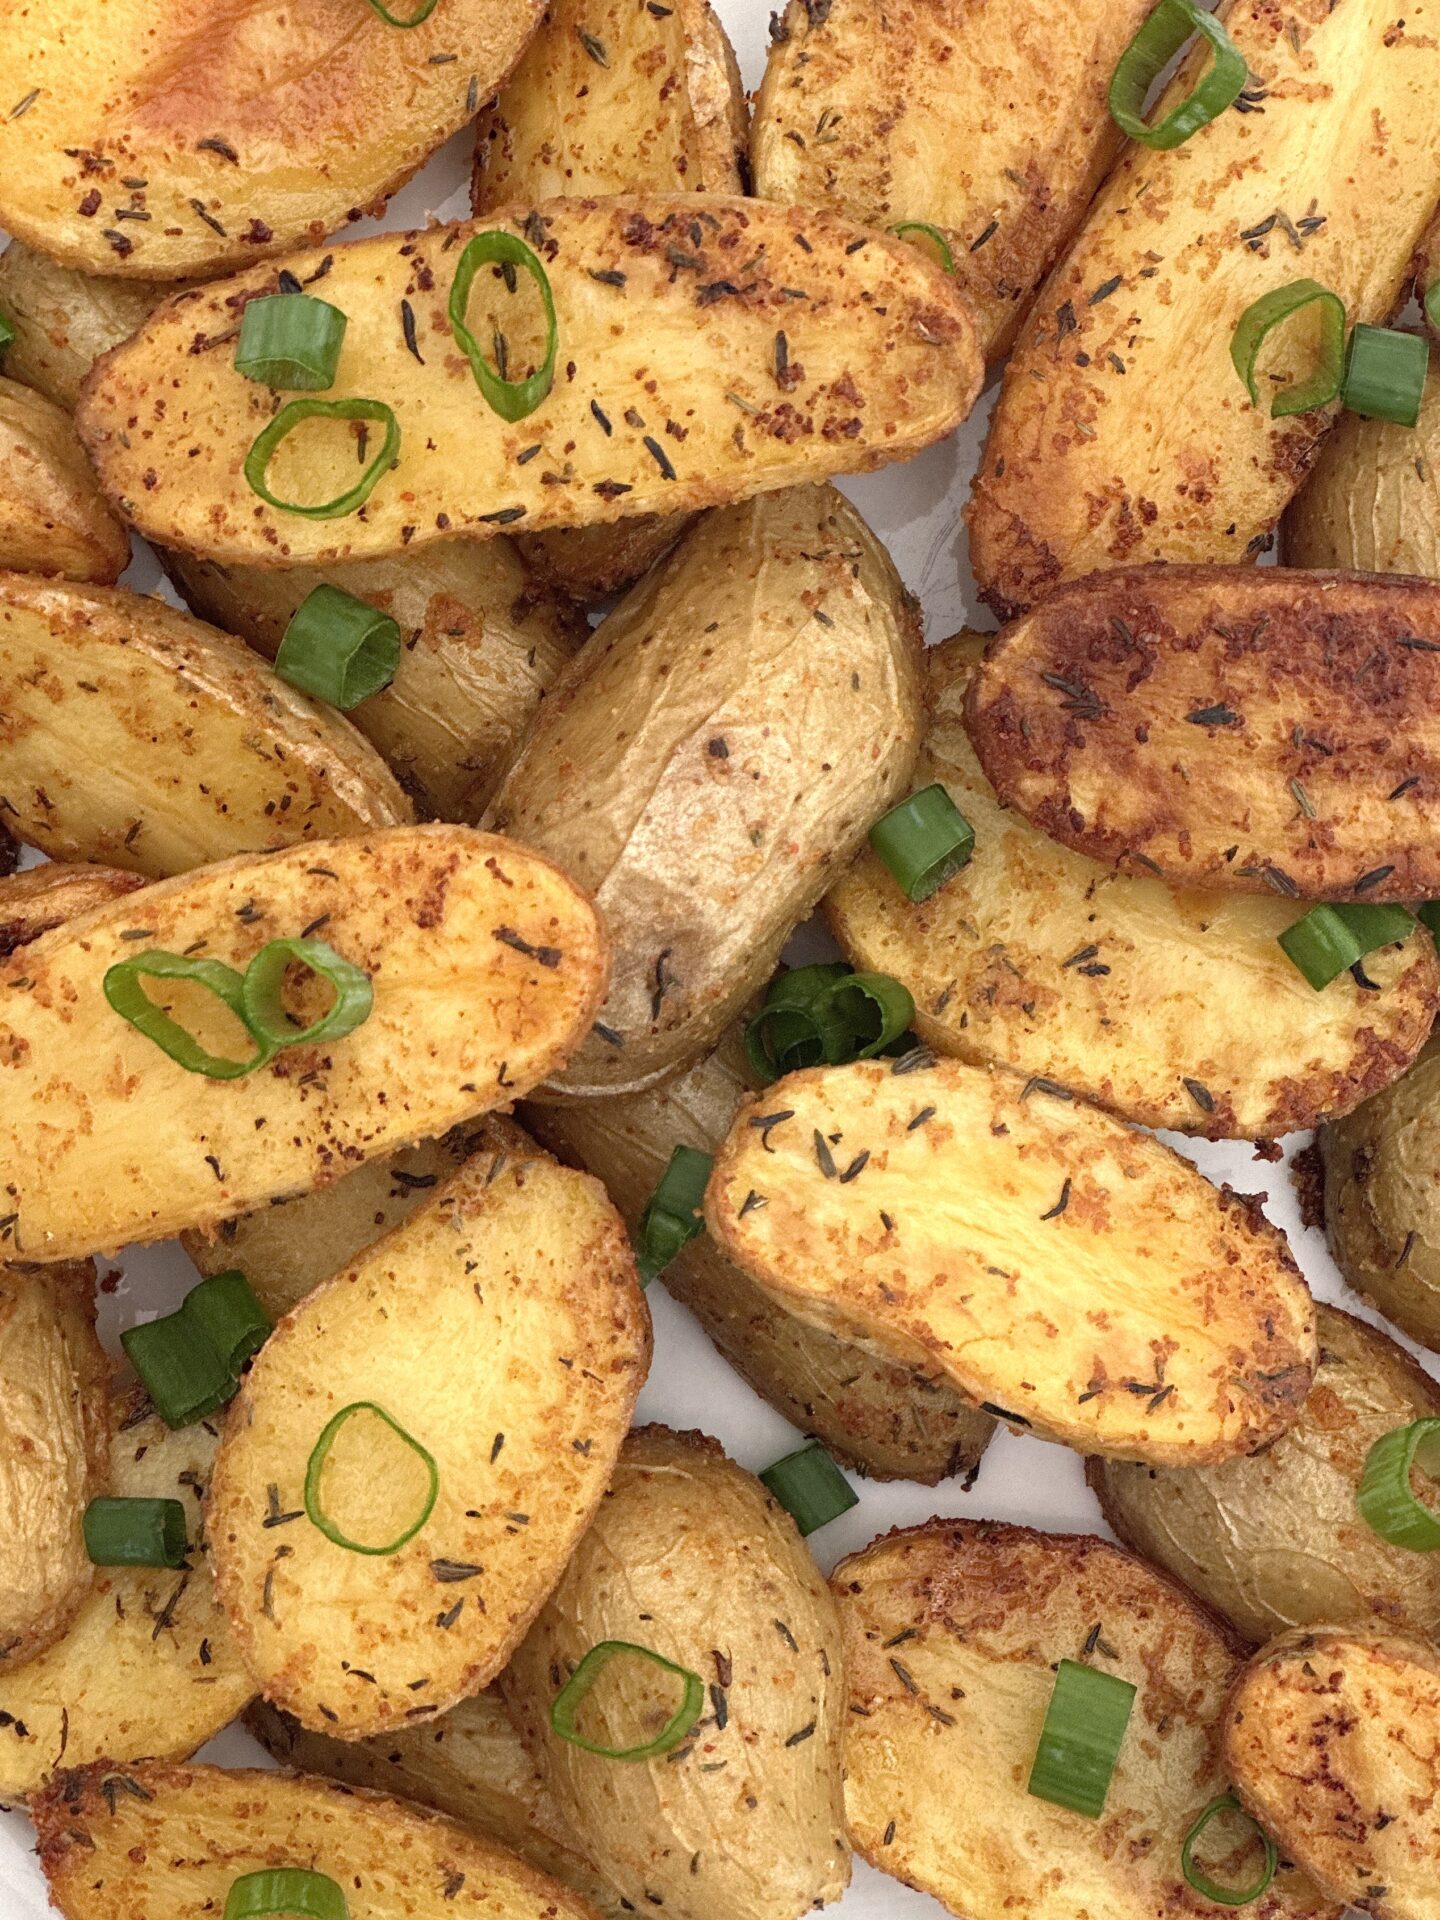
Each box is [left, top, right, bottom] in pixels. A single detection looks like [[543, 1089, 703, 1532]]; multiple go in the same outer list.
[[0, 862, 144, 959], [0, 1261, 108, 1671], [827, 633, 1438, 1138], [0, 376, 129, 584], [0, 826, 608, 1260], [0, 242, 164, 410], [706, 1055, 1317, 1464], [164, 543, 586, 821], [834, 1521, 1335, 1920], [752, 0, 1154, 362], [968, 567, 1440, 901], [77, 198, 983, 568], [502, 1426, 850, 1920], [1225, 1627, 1440, 1919], [0, 0, 544, 280], [0, 575, 413, 876], [489, 486, 923, 1097], [967, 0, 1440, 617], [0, 1386, 253, 1796], [33, 1761, 603, 1920], [209, 1142, 649, 1737]]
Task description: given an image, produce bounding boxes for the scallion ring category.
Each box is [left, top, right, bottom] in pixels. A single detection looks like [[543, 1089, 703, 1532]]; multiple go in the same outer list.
[[550, 1640, 705, 1760], [1341, 323, 1429, 428], [274, 584, 402, 709], [123, 1307, 238, 1429], [759, 1443, 858, 1536], [1418, 901, 1440, 940], [83, 1496, 188, 1569], [869, 784, 975, 903], [1026, 1658, 1136, 1818], [1108, 0, 1248, 150], [224, 1869, 349, 1920], [361, 0, 440, 22], [1357, 1417, 1440, 1550], [104, 950, 276, 1080], [1180, 1794, 1278, 1907], [235, 292, 348, 391], [742, 961, 851, 1081], [240, 938, 374, 1050], [304, 1401, 438, 1554], [1230, 280, 1346, 418], [448, 230, 558, 422], [635, 1145, 712, 1284], [820, 970, 916, 1061], [887, 223, 956, 274], [0, 309, 13, 358], [1426, 280, 1440, 336], [183, 1268, 272, 1377], [244, 396, 400, 520], [1277, 902, 1416, 991]]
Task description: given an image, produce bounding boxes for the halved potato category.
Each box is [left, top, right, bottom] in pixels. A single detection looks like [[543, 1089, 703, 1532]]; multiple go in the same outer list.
[[0, 0, 545, 279], [0, 1385, 253, 1796], [501, 1425, 850, 1920], [0, 241, 164, 409], [0, 862, 144, 959], [827, 632, 1439, 1138], [76, 199, 983, 568], [0, 575, 413, 875], [705, 1055, 1317, 1464], [209, 1140, 649, 1737], [833, 1520, 1334, 1920], [0, 376, 128, 583], [0, 825, 609, 1260], [967, 567, 1440, 901]]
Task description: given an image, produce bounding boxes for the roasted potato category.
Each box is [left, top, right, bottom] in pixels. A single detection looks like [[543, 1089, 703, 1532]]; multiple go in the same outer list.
[[706, 1055, 1317, 1465], [833, 1520, 1334, 1920], [489, 485, 923, 1097], [0, 376, 128, 584], [0, 861, 144, 959], [967, 567, 1440, 902], [967, 0, 1440, 617], [0, 826, 608, 1260], [751, 0, 1154, 362], [0, 575, 414, 875], [0, 1261, 109, 1671], [1225, 1626, 1440, 1919], [209, 1139, 649, 1737], [501, 1425, 850, 1920], [827, 632, 1439, 1138], [1090, 1304, 1440, 1646], [0, 242, 164, 410], [77, 199, 983, 567], [0, 0, 545, 280], [0, 1386, 253, 1796]]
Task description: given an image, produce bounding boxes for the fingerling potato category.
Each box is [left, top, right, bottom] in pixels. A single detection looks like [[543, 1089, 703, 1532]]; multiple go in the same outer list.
[[501, 1425, 850, 1920], [0, 863, 144, 958], [0, 377, 128, 584], [0, 241, 164, 410]]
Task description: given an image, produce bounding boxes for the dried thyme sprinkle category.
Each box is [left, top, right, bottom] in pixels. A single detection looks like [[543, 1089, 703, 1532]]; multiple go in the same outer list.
[[1040, 1177, 1072, 1221], [813, 1130, 837, 1179], [400, 298, 424, 364], [577, 27, 609, 64]]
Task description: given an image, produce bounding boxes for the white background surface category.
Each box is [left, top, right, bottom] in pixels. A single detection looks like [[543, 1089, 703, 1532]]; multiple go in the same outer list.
[[0, 5, 1416, 1915]]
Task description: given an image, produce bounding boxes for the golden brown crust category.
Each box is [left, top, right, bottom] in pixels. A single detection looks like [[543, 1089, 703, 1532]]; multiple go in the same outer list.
[[514, 517, 692, 604], [0, 377, 129, 584], [0, 862, 144, 959]]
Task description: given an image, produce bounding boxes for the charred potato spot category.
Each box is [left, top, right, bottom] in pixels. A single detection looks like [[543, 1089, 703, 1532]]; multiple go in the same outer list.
[[0, 862, 145, 959]]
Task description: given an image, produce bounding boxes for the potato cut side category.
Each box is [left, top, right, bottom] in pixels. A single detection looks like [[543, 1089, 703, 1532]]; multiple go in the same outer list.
[[0, 825, 609, 1260], [706, 1056, 1316, 1464], [827, 631, 1439, 1137], [0, 377, 129, 584], [0, 863, 144, 961], [514, 517, 691, 604], [77, 199, 982, 568], [209, 1141, 649, 1737], [0, 242, 165, 410], [833, 1520, 1335, 1920]]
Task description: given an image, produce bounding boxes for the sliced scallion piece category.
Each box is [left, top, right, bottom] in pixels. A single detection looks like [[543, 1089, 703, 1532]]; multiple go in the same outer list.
[[1418, 901, 1440, 940], [224, 1868, 349, 1920], [104, 950, 275, 1080], [1357, 1417, 1440, 1550], [759, 1443, 858, 1536], [1026, 1658, 1136, 1818], [550, 1640, 705, 1760], [1231, 279, 1345, 418], [1426, 280, 1440, 335], [244, 396, 400, 520], [362, 0, 440, 22], [1277, 902, 1416, 991], [1180, 1793, 1278, 1907], [274, 584, 401, 709], [823, 970, 916, 1061], [635, 1145, 712, 1284], [122, 1306, 238, 1428], [888, 223, 956, 274], [449, 230, 558, 422], [240, 937, 374, 1050], [182, 1268, 271, 1376], [235, 292, 348, 391], [83, 1496, 188, 1569], [304, 1401, 438, 1554], [869, 784, 975, 902], [1341, 324, 1429, 427], [743, 961, 851, 1081], [1108, 0, 1247, 151], [0, 310, 12, 358]]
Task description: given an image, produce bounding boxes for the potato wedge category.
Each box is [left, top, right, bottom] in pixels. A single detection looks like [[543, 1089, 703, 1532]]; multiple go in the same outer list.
[[209, 1140, 649, 1737], [0, 825, 608, 1260], [524, 1029, 993, 1482], [0, 1386, 253, 1795], [76, 199, 983, 568], [501, 1425, 850, 1920], [1225, 1627, 1440, 1919], [967, 0, 1440, 617], [833, 1520, 1334, 1920], [0, 1260, 108, 1671], [967, 567, 1440, 901], [0, 1, 544, 280], [827, 632, 1439, 1137], [706, 1055, 1317, 1464], [32, 1760, 603, 1920], [0, 242, 164, 410], [0, 575, 413, 875], [0, 376, 128, 584], [488, 486, 923, 1097], [0, 862, 144, 960]]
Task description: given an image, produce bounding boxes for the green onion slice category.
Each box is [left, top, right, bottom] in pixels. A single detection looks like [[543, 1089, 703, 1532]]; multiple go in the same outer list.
[[1230, 280, 1346, 418], [104, 950, 275, 1080], [869, 784, 975, 903], [887, 223, 956, 274], [743, 961, 850, 1081], [0, 310, 13, 357], [1181, 1794, 1279, 1907], [121, 1270, 271, 1427], [244, 396, 400, 520], [305, 1401, 438, 1554], [235, 293, 348, 391], [362, 0, 440, 22], [224, 1869, 349, 1920], [1357, 1417, 1440, 1550], [1342, 323, 1429, 427], [240, 938, 374, 1050], [83, 1496, 188, 1569], [274, 584, 402, 709], [1108, 0, 1248, 150], [550, 1640, 705, 1760], [448, 231, 558, 422], [635, 1145, 712, 1284], [1418, 901, 1440, 940], [759, 1443, 858, 1536], [183, 1268, 271, 1375], [823, 971, 916, 1061], [1426, 280, 1440, 335], [1027, 1658, 1136, 1818], [1277, 902, 1416, 991]]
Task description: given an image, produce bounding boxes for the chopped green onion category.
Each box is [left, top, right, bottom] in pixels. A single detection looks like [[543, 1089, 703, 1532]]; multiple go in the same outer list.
[[1027, 1659, 1136, 1818], [869, 785, 975, 903], [1426, 280, 1440, 335], [0, 310, 12, 358], [83, 1496, 188, 1569], [743, 962, 851, 1081], [361, 0, 440, 22], [305, 1401, 438, 1554], [1108, 0, 1247, 150], [1231, 280, 1346, 418], [235, 293, 347, 391], [887, 223, 956, 274], [448, 231, 558, 422], [224, 1869, 349, 1920], [1181, 1794, 1278, 1907], [1357, 1417, 1440, 1550], [103, 950, 275, 1080], [823, 971, 916, 1061], [274, 584, 401, 709], [759, 1443, 858, 1536], [240, 938, 374, 1050], [244, 396, 400, 520], [635, 1145, 712, 1284], [550, 1640, 704, 1760], [1278, 902, 1416, 991], [182, 1269, 271, 1376], [1342, 324, 1429, 427], [1418, 901, 1440, 939], [122, 1271, 271, 1427]]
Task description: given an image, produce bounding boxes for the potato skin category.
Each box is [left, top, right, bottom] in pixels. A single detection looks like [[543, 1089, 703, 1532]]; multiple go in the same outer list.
[[489, 486, 923, 1097], [502, 1425, 850, 1920], [0, 242, 165, 410], [0, 376, 129, 583], [0, 862, 144, 959]]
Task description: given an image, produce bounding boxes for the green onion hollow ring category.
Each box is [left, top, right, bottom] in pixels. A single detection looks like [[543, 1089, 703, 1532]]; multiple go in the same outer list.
[[550, 1640, 705, 1760], [742, 962, 850, 1081], [83, 1496, 188, 1569], [1230, 280, 1346, 418], [1277, 902, 1416, 991], [1418, 901, 1440, 940], [305, 1401, 438, 1554], [274, 584, 402, 709], [235, 293, 348, 391], [1341, 323, 1429, 428], [361, 0, 440, 22], [448, 230, 558, 422], [1180, 1794, 1279, 1907], [759, 1443, 858, 1536], [1026, 1658, 1136, 1818], [869, 784, 975, 902], [1108, 0, 1248, 150], [240, 938, 374, 1050], [183, 1269, 272, 1375], [1357, 1418, 1440, 1551], [635, 1145, 712, 1284], [104, 950, 276, 1080], [0, 309, 13, 357], [121, 1310, 237, 1429], [821, 971, 916, 1061], [887, 223, 956, 274], [244, 397, 400, 520], [224, 1869, 350, 1920]]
